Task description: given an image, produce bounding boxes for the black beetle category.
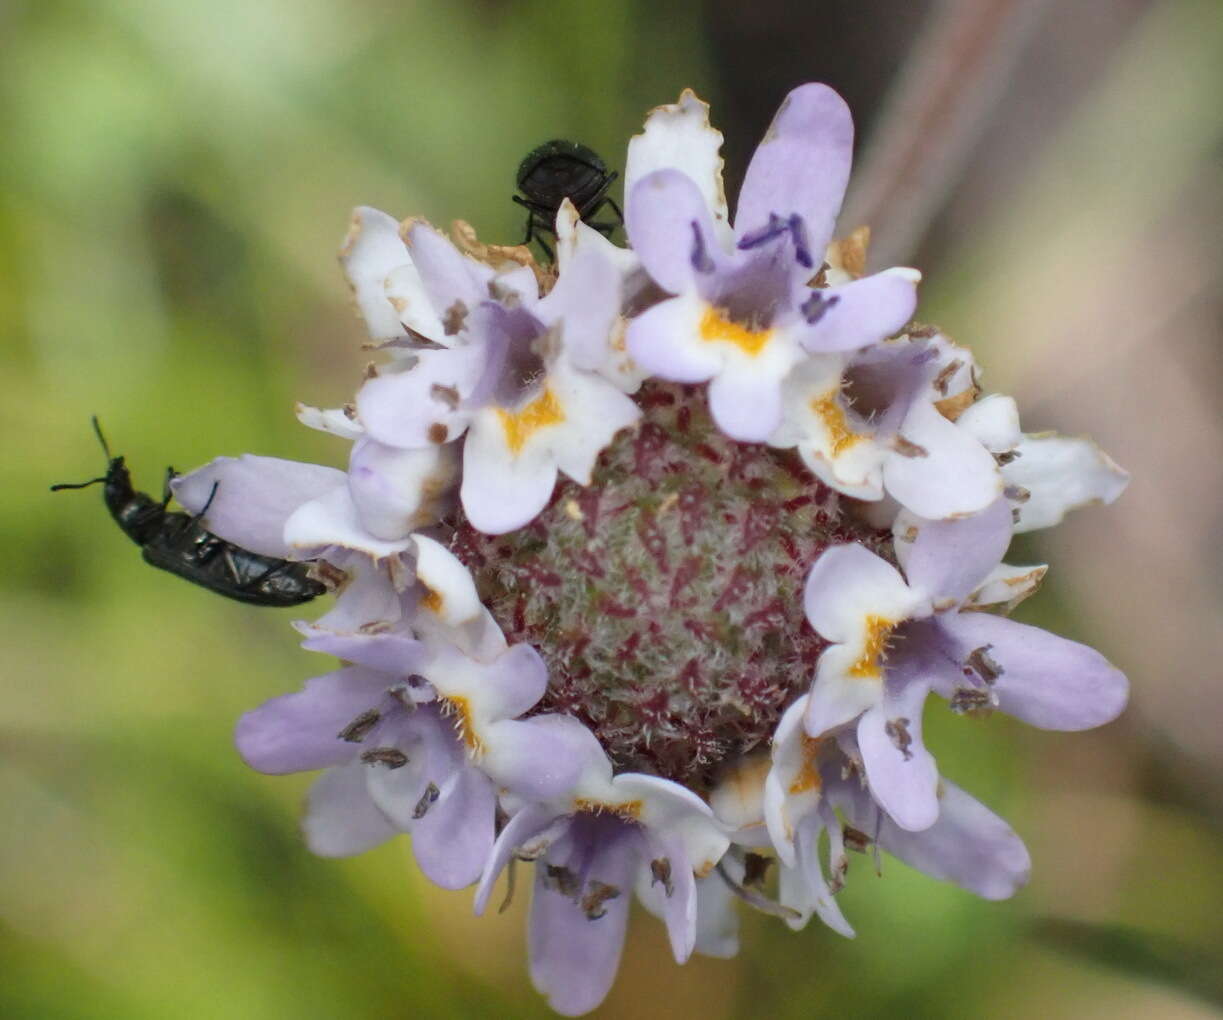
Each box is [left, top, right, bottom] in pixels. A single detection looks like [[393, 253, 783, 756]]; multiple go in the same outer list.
[[52, 418, 329, 607], [513, 139, 622, 260]]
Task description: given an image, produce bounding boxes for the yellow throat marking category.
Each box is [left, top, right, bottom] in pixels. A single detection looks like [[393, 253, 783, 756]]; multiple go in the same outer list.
[[497, 386, 565, 455], [849, 615, 895, 679], [788, 735, 826, 795], [810, 393, 861, 455], [698, 305, 774, 357]]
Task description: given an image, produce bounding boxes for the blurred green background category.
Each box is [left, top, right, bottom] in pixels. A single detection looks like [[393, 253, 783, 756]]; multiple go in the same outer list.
[[3, 0, 1221, 1017]]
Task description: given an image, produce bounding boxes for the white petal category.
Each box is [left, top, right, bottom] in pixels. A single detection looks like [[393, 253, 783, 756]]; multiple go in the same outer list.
[[804, 543, 923, 644], [625, 88, 732, 250], [610, 772, 730, 878], [411, 534, 482, 627], [461, 366, 639, 534], [384, 262, 446, 341], [763, 696, 815, 867], [339, 207, 432, 340], [884, 400, 1003, 519], [295, 403, 365, 440], [284, 485, 415, 560], [555, 199, 641, 279], [956, 394, 1021, 453], [1004, 433, 1129, 533], [963, 562, 1048, 611], [347, 439, 456, 541]]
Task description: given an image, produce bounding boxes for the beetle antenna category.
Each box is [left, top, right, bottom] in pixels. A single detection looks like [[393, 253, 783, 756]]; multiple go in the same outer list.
[[50, 476, 108, 492], [91, 415, 113, 460]]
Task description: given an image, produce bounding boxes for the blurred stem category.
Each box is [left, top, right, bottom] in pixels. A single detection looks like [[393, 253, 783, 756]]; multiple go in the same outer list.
[[841, 0, 1050, 268]]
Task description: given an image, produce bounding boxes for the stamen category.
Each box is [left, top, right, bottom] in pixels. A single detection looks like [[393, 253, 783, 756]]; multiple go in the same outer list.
[[650, 857, 674, 897], [893, 437, 929, 458], [337, 708, 381, 743], [360, 747, 409, 768], [800, 292, 840, 325], [965, 644, 1004, 684], [1004, 484, 1031, 503], [787, 214, 813, 269], [413, 782, 440, 819], [542, 864, 581, 898], [949, 686, 998, 715], [736, 213, 790, 251], [884, 717, 914, 760], [442, 300, 468, 335], [581, 880, 621, 920]]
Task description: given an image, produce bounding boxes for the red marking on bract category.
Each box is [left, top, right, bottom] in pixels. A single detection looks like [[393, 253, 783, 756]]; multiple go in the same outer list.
[[513, 593, 527, 634], [742, 598, 786, 629], [776, 451, 814, 485], [713, 565, 754, 611], [622, 565, 654, 604], [684, 619, 715, 642], [676, 405, 691, 432], [599, 596, 636, 619], [634, 422, 669, 479], [576, 487, 601, 539], [740, 501, 779, 554], [678, 487, 704, 546], [636, 689, 672, 726], [695, 443, 723, 464], [679, 658, 703, 694], [515, 562, 563, 587], [635, 512, 670, 573], [568, 547, 606, 579], [669, 555, 703, 609], [622, 631, 642, 658]]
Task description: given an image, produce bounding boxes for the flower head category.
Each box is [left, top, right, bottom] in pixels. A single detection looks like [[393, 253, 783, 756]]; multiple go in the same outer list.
[[168, 83, 1130, 1016]]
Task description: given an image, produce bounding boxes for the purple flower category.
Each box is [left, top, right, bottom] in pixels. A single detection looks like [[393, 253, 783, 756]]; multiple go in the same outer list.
[[802, 498, 1128, 830], [764, 697, 1031, 921], [354, 220, 640, 534], [472, 722, 729, 1017], [623, 85, 919, 442], [772, 329, 1004, 518], [236, 640, 497, 889]]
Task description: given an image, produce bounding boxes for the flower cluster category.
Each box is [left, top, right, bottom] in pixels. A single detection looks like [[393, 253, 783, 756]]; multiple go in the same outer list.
[[174, 84, 1129, 1016]]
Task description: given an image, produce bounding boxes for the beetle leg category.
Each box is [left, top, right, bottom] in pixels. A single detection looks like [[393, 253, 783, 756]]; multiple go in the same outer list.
[[160, 466, 178, 508], [192, 481, 220, 523]]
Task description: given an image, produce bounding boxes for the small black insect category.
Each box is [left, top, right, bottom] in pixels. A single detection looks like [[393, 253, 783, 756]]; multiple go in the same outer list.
[[513, 139, 622, 260], [51, 417, 328, 607]]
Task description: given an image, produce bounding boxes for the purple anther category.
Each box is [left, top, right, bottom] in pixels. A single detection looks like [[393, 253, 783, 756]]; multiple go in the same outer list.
[[690, 221, 715, 274], [801, 291, 841, 325], [787, 214, 813, 269], [736, 213, 790, 251]]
